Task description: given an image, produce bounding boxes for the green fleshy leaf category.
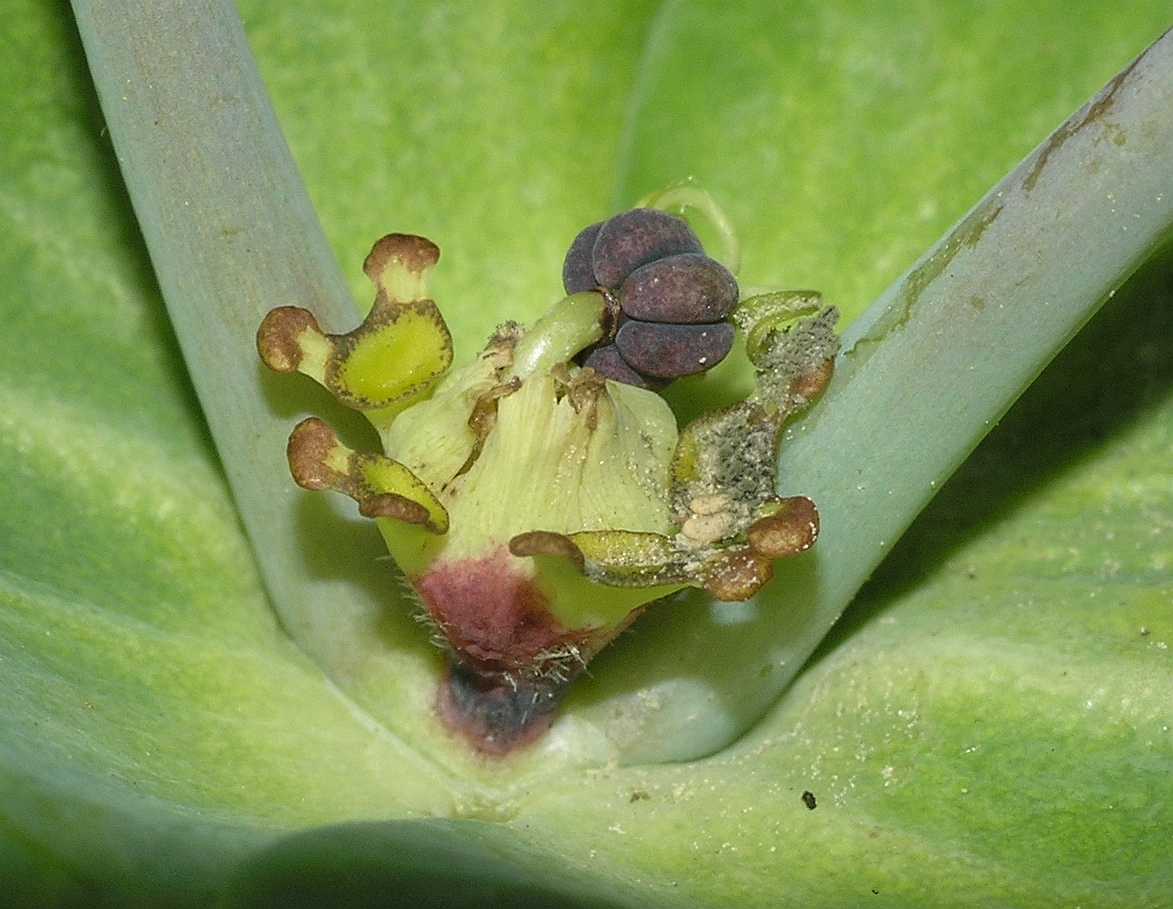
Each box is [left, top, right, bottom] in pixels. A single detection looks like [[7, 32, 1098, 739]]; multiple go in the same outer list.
[[2, 0, 1169, 905], [508, 251, 1173, 907]]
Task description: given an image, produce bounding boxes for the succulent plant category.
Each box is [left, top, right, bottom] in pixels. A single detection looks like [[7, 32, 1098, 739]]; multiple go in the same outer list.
[[5, 2, 1171, 905]]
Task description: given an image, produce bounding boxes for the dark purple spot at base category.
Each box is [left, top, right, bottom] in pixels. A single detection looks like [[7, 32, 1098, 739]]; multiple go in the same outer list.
[[438, 662, 571, 756]]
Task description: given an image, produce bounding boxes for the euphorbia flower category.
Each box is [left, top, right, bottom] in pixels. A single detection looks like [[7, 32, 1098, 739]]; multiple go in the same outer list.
[[258, 199, 838, 751]]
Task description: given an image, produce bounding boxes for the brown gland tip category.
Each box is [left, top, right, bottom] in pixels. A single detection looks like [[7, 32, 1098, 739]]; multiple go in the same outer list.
[[509, 531, 586, 573], [789, 358, 835, 403], [359, 492, 432, 526], [748, 496, 820, 558], [257, 306, 321, 372], [286, 417, 339, 490], [363, 233, 441, 299], [704, 549, 773, 602]]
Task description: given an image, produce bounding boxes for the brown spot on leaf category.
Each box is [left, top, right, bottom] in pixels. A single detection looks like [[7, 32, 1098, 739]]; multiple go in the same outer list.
[[900, 201, 1003, 320], [358, 493, 431, 525], [788, 357, 835, 404], [563, 367, 608, 419], [454, 378, 521, 479], [1023, 50, 1143, 192]]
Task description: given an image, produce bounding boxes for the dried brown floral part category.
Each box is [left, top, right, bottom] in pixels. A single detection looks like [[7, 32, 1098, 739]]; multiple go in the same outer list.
[[673, 308, 838, 517]]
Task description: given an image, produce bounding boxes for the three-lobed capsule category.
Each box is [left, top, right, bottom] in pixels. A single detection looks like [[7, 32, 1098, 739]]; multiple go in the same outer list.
[[562, 209, 738, 387]]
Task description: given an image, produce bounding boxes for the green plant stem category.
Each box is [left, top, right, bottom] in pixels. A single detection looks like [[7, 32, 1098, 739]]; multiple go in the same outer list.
[[71, 0, 456, 790], [775, 26, 1173, 726], [508, 292, 606, 379]]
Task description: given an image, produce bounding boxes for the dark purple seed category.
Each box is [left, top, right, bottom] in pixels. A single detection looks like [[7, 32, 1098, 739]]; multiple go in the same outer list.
[[582, 344, 665, 389], [615, 320, 734, 379], [620, 253, 739, 324], [562, 221, 603, 294], [591, 209, 703, 289]]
